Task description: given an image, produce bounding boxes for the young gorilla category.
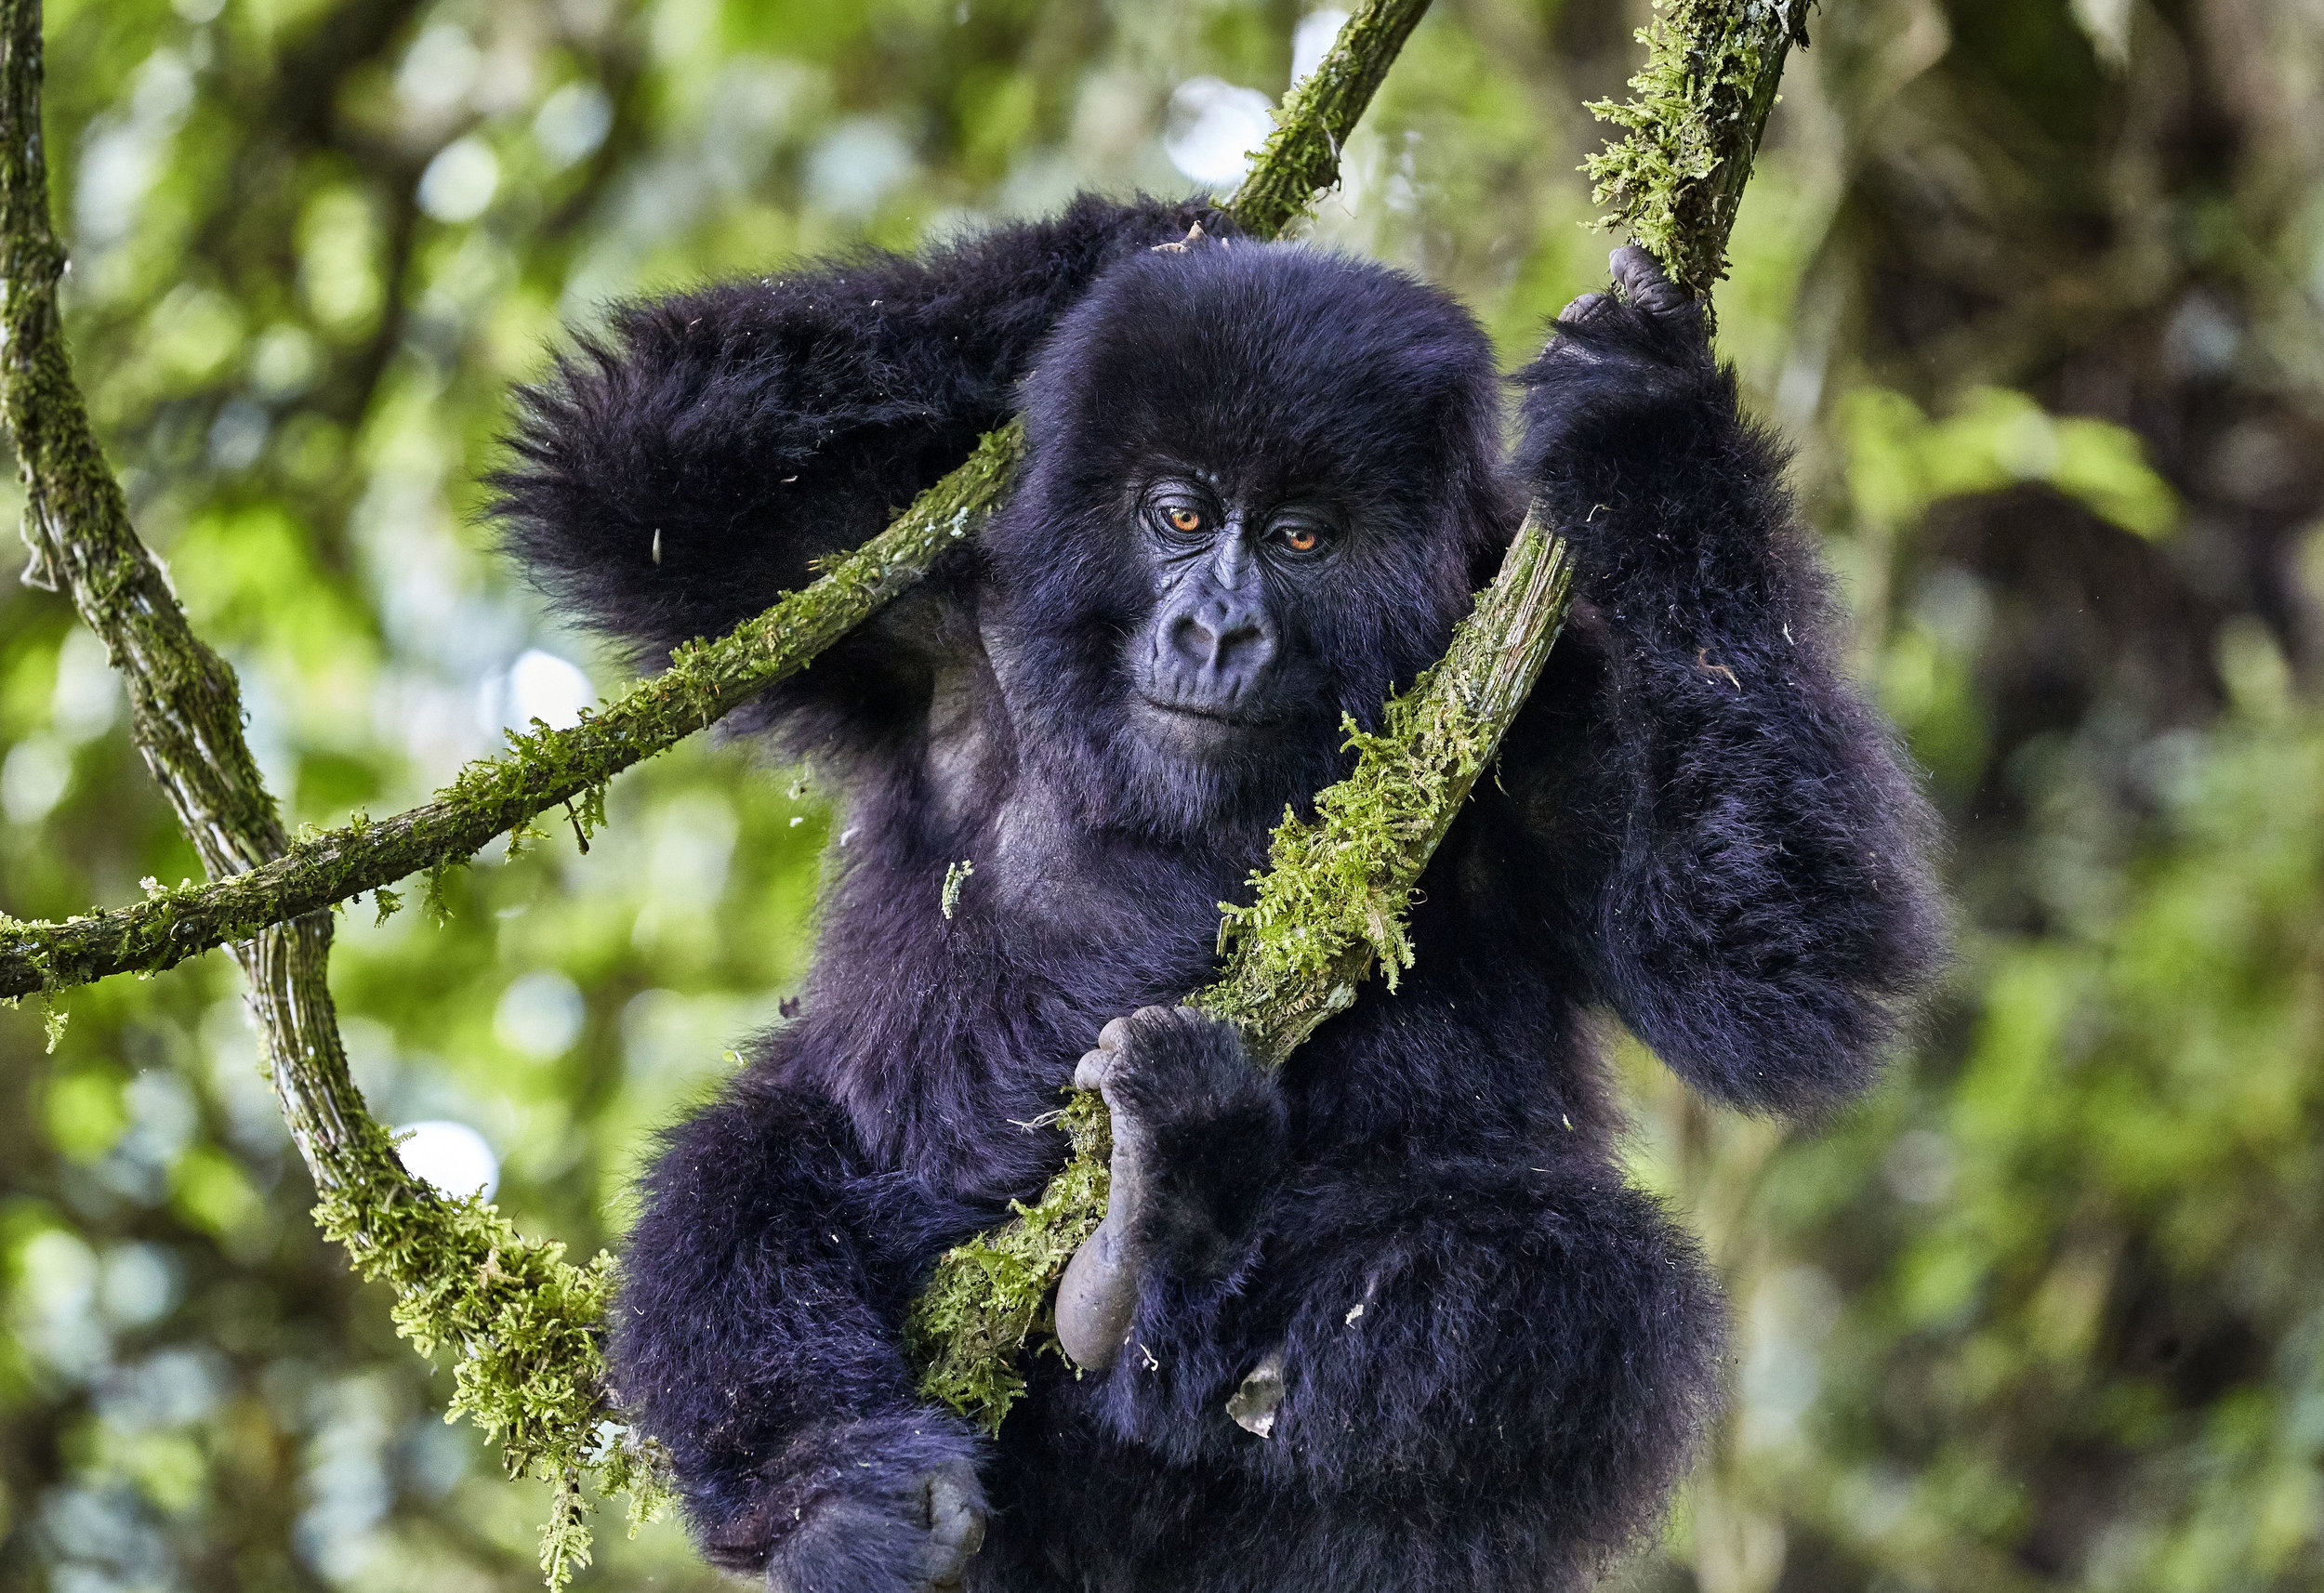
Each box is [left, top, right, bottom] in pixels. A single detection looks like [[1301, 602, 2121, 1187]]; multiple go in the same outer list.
[[495, 195, 1942, 1593]]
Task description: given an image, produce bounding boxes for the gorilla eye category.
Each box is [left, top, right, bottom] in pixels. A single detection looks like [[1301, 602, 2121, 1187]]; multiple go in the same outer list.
[[1167, 507, 1205, 534], [1270, 518, 1332, 557]]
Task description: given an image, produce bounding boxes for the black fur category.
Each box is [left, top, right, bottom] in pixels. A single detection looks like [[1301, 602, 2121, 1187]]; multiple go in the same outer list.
[[493, 199, 1944, 1592]]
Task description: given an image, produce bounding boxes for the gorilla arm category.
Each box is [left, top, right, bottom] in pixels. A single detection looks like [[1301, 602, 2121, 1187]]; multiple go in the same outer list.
[[615, 1062, 995, 1590], [488, 194, 1230, 762], [1510, 247, 1948, 1116]]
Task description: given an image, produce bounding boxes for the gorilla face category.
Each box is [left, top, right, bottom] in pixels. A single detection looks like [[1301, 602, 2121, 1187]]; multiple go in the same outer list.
[[984, 242, 1513, 839], [1129, 471, 1339, 743]]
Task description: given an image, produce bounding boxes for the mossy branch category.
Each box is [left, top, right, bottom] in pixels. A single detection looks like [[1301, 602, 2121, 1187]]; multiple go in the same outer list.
[[1584, 0, 1814, 299], [0, 0, 1437, 1006], [903, 0, 1814, 1434], [906, 518, 1572, 1429], [1190, 522, 1572, 1067], [0, 425, 1022, 1000], [0, 3, 671, 1585], [1227, 0, 1435, 240], [0, 0, 1432, 1582]]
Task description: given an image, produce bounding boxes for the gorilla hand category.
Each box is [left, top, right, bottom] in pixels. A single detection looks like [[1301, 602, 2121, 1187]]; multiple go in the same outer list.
[[1515, 242, 1726, 542], [1549, 244, 1705, 352], [701, 1441, 985, 1593], [1055, 1007, 1287, 1372]]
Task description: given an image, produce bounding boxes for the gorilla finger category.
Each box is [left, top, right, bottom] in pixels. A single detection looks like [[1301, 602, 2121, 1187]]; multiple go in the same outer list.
[[1095, 1015, 1133, 1053], [1555, 290, 1610, 326], [1073, 1047, 1115, 1092], [1609, 244, 1690, 314], [917, 1463, 987, 1588], [1122, 1003, 1195, 1045]]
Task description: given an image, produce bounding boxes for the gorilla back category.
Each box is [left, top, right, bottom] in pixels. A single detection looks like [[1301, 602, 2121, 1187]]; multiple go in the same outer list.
[[493, 196, 1943, 1592]]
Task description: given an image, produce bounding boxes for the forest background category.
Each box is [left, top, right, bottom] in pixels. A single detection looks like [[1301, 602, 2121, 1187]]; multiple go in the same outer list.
[[0, 0, 2318, 1589]]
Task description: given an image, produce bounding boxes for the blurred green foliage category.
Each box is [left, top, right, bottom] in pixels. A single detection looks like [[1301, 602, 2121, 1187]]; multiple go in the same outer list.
[[2, 0, 2321, 1590]]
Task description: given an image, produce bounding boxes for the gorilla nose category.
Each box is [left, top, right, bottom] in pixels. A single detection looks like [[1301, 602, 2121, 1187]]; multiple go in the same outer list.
[[1168, 602, 1276, 681]]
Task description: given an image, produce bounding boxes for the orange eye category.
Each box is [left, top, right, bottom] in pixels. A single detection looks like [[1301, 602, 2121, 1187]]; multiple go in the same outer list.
[[1281, 526, 1319, 552], [1168, 507, 1204, 533]]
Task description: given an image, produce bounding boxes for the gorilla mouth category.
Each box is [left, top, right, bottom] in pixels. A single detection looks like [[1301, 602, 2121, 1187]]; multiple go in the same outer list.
[[1138, 695, 1287, 730]]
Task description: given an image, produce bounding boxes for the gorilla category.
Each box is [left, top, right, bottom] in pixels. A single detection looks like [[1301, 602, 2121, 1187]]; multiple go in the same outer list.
[[493, 193, 1943, 1592]]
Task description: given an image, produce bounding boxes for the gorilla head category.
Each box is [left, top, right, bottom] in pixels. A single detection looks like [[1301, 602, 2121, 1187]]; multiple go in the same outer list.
[[981, 244, 1513, 837]]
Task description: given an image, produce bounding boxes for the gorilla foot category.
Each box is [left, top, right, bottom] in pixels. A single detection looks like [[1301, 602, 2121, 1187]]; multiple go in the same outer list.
[[708, 1458, 986, 1593], [1055, 1006, 1284, 1371]]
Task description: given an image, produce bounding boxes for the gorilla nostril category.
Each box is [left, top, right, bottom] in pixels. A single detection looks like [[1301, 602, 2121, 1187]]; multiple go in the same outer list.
[[1170, 613, 1221, 667], [1213, 619, 1273, 673]]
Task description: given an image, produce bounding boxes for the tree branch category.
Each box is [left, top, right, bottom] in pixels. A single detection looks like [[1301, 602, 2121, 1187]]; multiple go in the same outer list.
[[0, 425, 1023, 999], [1, 0, 403, 1208], [0, 0, 1433, 1582], [1583, 0, 1814, 299], [903, 0, 1815, 1433], [0, 0, 1440, 1004], [0, 6, 667, 1586], [906, 516, 1573, 1428]]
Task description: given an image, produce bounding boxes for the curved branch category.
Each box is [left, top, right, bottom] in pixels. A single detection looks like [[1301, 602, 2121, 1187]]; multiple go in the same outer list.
[[1, 0, 401, 1204], [0, 3, 664, 1585], [0, 0, 1437, 1004], [904, 0, 1816, 1433]]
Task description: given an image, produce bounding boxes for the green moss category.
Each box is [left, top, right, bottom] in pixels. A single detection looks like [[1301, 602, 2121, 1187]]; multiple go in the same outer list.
[[904, 1091, 1111, 1430], [941, 859, 975, 920], [314, 1164, 674, 1592], [1581, 0, 1808, 297]]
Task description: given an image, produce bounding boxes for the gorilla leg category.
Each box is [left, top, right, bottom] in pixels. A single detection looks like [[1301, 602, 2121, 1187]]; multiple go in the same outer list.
[[1009, 1148, 1725, 1593], [615, 1070, 990, 1592]]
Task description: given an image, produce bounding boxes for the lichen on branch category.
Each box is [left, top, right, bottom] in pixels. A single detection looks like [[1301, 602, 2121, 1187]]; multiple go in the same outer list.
[[1228, 0, 1435, 240], [1193, 520, 1573, 1067], [312, 1165, 675, 1587], [1583, 0, 1814, 298]]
